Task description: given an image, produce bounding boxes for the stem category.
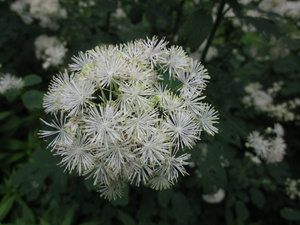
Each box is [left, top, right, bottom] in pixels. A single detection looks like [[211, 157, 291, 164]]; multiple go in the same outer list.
[[104, 11, 111, 32], [201, 0, 226, 62], [171, 0, 186, 42]]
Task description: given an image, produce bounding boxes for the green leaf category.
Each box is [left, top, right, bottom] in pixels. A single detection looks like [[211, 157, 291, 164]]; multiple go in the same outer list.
[[136, 193, 156, 223], [197, 145, 227, 194], [267, 163, 289, 182], [0, 111, 11, 120], [171, 193, 192, 224], [280, 208, 300, 221], [21, 90, 43, 111], [235, 200, 249, 222], [20, 201, 35, 223], [4, 89, 21, 102], [117, 210, 136, 225], [245, 17, 280, 40], [249, 188, 265, 208], [0, 195, 14, 222], [62, 206, 75, 225], [39, 218, 51, 225], [178, 9, 213, 52], [157, 189, 173, 208], [23, 74, 42, 87]]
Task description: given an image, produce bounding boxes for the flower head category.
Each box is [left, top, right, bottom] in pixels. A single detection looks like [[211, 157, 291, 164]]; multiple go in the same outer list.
[[246, 123, 287, 163], [39, 36, 218, 200], [0, 73, 24, 94]]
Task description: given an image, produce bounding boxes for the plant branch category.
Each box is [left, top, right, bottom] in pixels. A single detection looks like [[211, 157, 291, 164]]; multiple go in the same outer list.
[[201, 0, 226, 62]]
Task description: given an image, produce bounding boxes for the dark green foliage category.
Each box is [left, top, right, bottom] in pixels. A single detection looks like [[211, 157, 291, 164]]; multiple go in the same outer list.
[[0, 0, 300, 224]]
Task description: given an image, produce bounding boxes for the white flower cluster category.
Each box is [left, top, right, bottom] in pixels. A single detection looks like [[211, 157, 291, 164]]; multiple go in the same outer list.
[[246, 123, 286, 163], [34, 35, 68, 70], [39, 36, 219, 200], [285, 178, 300, 200], [243, 82, 300, 121], [10, 0, 67, 30], [0, 73, 24, 94]]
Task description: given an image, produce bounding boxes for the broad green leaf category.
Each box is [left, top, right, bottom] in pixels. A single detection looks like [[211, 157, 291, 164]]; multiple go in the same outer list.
[[21, 90, 43, 111], [23, 74, 42, 87], [0, 195, 14, 222], [0, 111, 11, 120], [245, 17, 280, 40], [117, 210, 136, 225], [39, 218, 51, 225], [178, 9, 213, 52], [267, 162, 289, 182], [250, 188, 265, 208], [136, 193, 156, 223], [20, 201, 35, 223], [4, 89, 21, 102], [171, 193, 192, 224], [62, 206, 75, 225], [157, 189, 173, 208], [197, 145, 227, 194], [280, 208, 300, 221], [235, 200, 249, 222]]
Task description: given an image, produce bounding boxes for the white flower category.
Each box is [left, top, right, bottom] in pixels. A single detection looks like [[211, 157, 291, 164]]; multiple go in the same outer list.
[[11, 0, 67, 29], [266, 136, 286, 163], [57, 136, 95, 175], [88, 46, 127, 88], [34, 35, 67, 69], [273, 123, 284, 136], [135, 130, 171, 165], [162, 46, 189, 76], [149, 175, 172, 191], [157, 152, 190, 182], [246, 123, 287, 163], [285, 178, 300, 199], [177, 59, 209, 97], [69, 51, 93, 72], [158, 91, 184, 113], [96, 142, 134, 175], [118, 81, 154, 110], [247, 131, 270, 158], [0, 73, 24, 94], [83, 103, 124, 146], [85, 161, 115, 186], [198, 104, 219, 135], [164, 111, 200, 149], [98, 181, 124, 201], [38, 113, 74, 149], [128, 162, 153, 186], [124, 107, 158, 140], [40, 36, 218, 200], [44, 71, 95, 115], [139, 36, 168, 67], [202, 189, 225, 204]]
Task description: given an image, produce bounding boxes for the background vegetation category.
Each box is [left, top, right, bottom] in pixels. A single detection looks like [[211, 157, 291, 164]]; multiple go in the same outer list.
[[0, 0, 299, 224]]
